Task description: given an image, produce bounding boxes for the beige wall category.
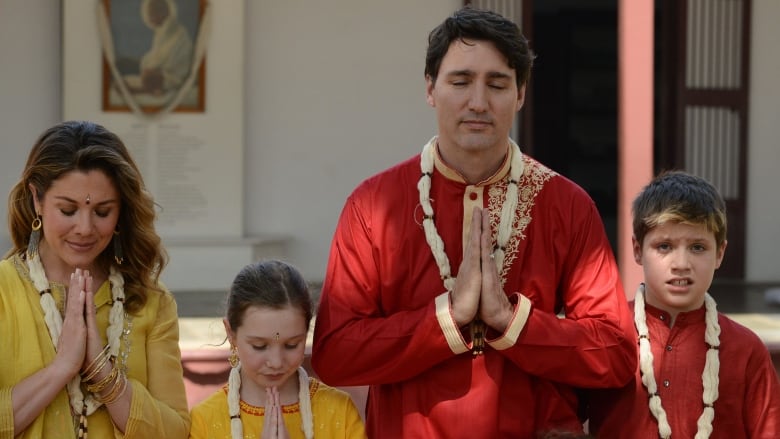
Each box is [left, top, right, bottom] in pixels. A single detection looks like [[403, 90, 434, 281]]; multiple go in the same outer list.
[[0, 0, 61, 253], [243, 0, 459, 280], [1, 0, 778, 284], [746, 0, 780, 282], [0, 0, 458, 282]]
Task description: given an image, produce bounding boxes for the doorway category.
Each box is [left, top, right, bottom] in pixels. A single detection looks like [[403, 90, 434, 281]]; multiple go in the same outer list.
[[529, 0, 620, 252]]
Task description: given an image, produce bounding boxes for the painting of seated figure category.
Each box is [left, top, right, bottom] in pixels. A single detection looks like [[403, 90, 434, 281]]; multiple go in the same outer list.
[[101, 0, 207, 114]]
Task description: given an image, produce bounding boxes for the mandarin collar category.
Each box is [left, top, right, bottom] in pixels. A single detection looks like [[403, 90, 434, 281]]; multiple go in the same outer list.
[[430, 137, 515, 186], [93, 280, 114, 308], [644, 300, 707, 327]]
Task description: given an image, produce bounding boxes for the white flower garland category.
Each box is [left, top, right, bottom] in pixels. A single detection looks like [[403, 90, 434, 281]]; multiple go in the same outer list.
[[227, 365, 313, 439], [418, 138, 522, 290], [418, 138, 523, 353], [634, 283, 720, 438], [26, 253, 126, 432]]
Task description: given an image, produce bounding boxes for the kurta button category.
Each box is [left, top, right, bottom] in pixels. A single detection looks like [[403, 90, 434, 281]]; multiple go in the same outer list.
[[663, 380, 670, 387], [666, 345, 672, 351], [469, 192, 478, 200]]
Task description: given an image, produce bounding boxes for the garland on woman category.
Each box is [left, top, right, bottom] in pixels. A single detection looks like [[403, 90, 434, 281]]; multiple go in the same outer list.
[[26, 249, 127, 438]]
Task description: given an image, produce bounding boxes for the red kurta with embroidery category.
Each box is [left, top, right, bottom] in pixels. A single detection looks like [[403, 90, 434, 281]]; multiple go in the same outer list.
[[312, 139, 637, 438], [587, 301, 780, 438]]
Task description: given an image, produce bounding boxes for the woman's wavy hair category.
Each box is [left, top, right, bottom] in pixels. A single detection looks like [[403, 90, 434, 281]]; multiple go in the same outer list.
[[6, 120, 167, 312]]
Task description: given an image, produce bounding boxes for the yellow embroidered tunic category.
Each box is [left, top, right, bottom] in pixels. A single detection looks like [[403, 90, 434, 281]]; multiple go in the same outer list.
[[189, 378, 366, 439], [0, 255, 190, 438]]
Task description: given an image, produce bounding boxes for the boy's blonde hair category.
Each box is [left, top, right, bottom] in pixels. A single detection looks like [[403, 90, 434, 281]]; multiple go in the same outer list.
[[632, 170, 727, 247]]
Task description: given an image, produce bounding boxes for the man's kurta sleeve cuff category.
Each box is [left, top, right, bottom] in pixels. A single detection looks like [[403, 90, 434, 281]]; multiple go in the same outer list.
[[487, 294, 532, 350], [435, 292, 469, 354]]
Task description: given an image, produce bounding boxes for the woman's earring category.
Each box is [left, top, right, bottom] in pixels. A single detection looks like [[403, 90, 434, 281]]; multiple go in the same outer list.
[[229, 346, 239, 368], [113, 229, 124, 265], [26, 215, 42, 260]]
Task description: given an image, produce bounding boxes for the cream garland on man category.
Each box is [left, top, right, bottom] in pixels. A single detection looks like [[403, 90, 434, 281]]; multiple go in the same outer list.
[[418, 138, 524, 354]]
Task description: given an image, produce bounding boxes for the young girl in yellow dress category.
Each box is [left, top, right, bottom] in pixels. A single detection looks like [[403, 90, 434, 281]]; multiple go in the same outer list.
[[189, 260, 366, 439]]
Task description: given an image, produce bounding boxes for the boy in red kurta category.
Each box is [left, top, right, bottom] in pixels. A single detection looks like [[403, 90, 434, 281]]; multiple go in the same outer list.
[[587, 171, 780, 438]]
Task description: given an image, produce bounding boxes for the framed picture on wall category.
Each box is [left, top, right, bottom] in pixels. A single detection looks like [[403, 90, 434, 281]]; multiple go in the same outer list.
[[64, 0, 246, 245], [100, 0, 208, 114]]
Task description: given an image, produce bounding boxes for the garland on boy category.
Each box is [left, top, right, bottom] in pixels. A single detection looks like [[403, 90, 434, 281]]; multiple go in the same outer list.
[[634, 283, 721, 438]]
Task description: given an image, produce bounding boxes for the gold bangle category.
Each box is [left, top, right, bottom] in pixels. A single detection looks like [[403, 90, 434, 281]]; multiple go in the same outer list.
[[85, 362, 118, 394], [97, 372, 128, 405], [84, 344, 110, 371], [82, 352, 111, 383], [81, 345, 111, 382]]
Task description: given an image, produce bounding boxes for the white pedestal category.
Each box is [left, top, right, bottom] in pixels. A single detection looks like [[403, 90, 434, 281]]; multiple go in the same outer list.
[[161, 235, 290, 292]]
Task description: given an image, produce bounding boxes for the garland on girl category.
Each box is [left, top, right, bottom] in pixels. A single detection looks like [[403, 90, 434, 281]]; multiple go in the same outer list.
[[634, 283, 721, 439], [418, 137, 523, 354], [227, 364, 314, 439]]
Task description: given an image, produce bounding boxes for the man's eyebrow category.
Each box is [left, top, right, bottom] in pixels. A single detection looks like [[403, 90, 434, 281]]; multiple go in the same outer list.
[[486, 71, 512, 80], [444, 69, 475, 77]]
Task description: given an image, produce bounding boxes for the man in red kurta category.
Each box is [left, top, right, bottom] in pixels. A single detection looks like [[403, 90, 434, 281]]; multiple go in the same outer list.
[[312, 7, 637, 438]]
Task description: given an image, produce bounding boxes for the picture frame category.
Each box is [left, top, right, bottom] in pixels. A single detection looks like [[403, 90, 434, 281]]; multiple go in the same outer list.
[[100, 0, 207, 114], [64, 0, 245, 243]]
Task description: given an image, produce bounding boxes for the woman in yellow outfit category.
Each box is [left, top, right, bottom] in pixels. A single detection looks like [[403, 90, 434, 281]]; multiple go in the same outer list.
[[0, 121, 190, 438]]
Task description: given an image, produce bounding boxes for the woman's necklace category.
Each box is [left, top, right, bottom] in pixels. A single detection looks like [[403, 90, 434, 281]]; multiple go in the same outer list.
[[634, 283, 721, 438], [227, 365, 313, 439], [26, 253, 126, 435], [418, 137, 523, 354]]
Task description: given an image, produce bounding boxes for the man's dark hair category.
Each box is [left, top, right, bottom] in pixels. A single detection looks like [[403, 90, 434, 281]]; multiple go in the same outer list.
[[425, 6, 535, 88]]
